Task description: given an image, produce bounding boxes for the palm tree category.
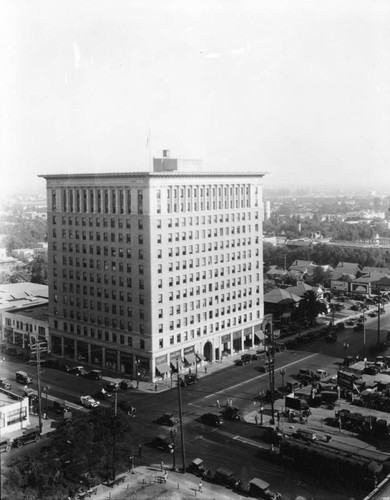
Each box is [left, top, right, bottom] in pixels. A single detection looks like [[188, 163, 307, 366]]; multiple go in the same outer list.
[[296, 290, 328, 327]]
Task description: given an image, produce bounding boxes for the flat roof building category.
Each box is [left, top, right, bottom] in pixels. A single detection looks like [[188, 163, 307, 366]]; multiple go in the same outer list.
[[40, 153, 267, 381]]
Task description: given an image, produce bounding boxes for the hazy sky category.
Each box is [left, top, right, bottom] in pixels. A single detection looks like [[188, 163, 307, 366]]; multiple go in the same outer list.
[[1, 0, 390, 197]]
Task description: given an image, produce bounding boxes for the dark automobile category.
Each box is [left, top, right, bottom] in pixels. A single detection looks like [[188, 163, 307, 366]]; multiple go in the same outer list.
[[68, 366, 87, 376], [94, 389, 113, 400], [325, 333, 337, 342], [239, 354, 252, 365], [214, 467, 239, 488], [150, 435, 172, 452], [187, 458, 210, 478], [0, 438, 12, 453], [0, 378, 12, 390], [156, 413, 178, 427], [223, 406, 243, 422], [13, 427, 41, 448], [119, 379, 133, 389], [118, 400, 137, 416], [180, 373, 199, 387], [200, 413, 223, 427], [53, 400, 71, 414], [84, 369, 103, 381], [104, 381, 120, 392]]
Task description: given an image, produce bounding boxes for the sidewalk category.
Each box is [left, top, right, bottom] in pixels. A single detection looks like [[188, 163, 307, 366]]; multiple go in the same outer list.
[[81, 463, 248, 500]]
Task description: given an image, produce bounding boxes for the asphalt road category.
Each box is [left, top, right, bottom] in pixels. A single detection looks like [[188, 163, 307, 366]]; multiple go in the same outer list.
[[2, 310, 390, 499]]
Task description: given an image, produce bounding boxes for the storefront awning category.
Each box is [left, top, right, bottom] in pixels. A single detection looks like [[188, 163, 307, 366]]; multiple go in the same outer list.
[[156, 363, 170, 375], [196, 353, 206, 361], [184, 352, 196, 364]]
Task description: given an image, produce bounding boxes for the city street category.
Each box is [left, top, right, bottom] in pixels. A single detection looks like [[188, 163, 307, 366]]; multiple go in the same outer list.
[[2, 309, 390, 499]]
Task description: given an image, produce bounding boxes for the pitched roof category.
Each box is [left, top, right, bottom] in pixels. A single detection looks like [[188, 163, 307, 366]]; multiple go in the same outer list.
[[285, 283, 314, 297], [264, 288, 301, 304]]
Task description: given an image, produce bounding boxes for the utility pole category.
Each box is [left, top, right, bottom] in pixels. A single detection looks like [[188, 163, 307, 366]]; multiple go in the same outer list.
[[30, 336, 43, 433], [266, 318, 275, 425], [377, 290, 382, 345], [176, 359, 186, 474], [363, 306, 366, 359], [112, 392, 118, 480]]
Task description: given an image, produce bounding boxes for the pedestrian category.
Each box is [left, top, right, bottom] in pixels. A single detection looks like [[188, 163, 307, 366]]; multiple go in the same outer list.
[[255, 414, 258, 426], [138, 444, 142, 458], [155, 382, 158, 391], [164, 470, 168, 482], [205, 366, 208, 374], [160, 460, 164, 472], [198, 481, 203, 493], [216, 399, 220, 407]]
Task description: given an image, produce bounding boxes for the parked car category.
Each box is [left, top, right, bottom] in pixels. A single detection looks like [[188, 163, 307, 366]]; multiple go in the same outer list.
[[238, 354, 252, 365], [0, 378, 12, 390], [156, 413, 178, 427], [200, 413, 223, 427], [68, 366, 87, 376], [104, 381, 120, 392], [214, 467, 239, 488], [53, 400, 71, 414], [180, 373, 199, 387], [187, 458, 210, 477], [0, 438, 12, 453], [13, 427, 41, 448], [80, 395, 100, 408], [119, 379, 133, 389], [84, 369, 103, 381]]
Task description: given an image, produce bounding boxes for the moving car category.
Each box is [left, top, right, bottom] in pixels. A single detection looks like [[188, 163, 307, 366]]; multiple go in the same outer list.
[[223, 406, 243, 422], [180, 373, 199, 387], [200, 413, 223, 427], [13, 427, 41, 448], [94, 389, 113, 401], [150, 435, 172, 452], [104, 381, 120, 392], [156, 413, 178, 426], [120, 379, 133, 389], [15, 371, 33, 384], [80, 395, 100, 408]]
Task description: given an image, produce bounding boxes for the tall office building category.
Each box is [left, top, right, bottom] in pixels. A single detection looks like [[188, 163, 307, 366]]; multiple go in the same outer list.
[[41, 151, 267, 381]]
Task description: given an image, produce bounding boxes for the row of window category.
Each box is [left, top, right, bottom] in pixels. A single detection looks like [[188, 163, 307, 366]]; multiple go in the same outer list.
[[52, 188, 142, 214], [52, 211, 259, 229]]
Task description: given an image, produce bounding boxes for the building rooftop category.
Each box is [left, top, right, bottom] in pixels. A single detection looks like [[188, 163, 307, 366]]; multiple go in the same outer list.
[[39, 171, 268, 180], [7, 303, 49, 322]]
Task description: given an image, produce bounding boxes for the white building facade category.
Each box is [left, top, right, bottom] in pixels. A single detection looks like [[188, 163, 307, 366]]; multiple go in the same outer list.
[[41, 157, 267, 381]]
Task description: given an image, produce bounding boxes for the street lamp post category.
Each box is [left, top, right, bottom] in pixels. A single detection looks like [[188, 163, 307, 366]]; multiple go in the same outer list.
[[260, 406, 264, 426], [279, 368, 286, 395], [170, 428, 178, 471], [43, 386, 50, 417], [377, 290, 382, 345], [135, 359, 140, 389], [363, 306, 366, 359], [343, 342, 349, 365], [176, 359, 186, 474], [195, 352, 198, 377]]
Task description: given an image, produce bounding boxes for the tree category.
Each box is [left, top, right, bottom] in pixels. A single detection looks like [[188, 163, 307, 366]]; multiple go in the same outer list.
[[310, 267, 332, 287], [295, 290, 328, 327], [29, 256, 48, 284]]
